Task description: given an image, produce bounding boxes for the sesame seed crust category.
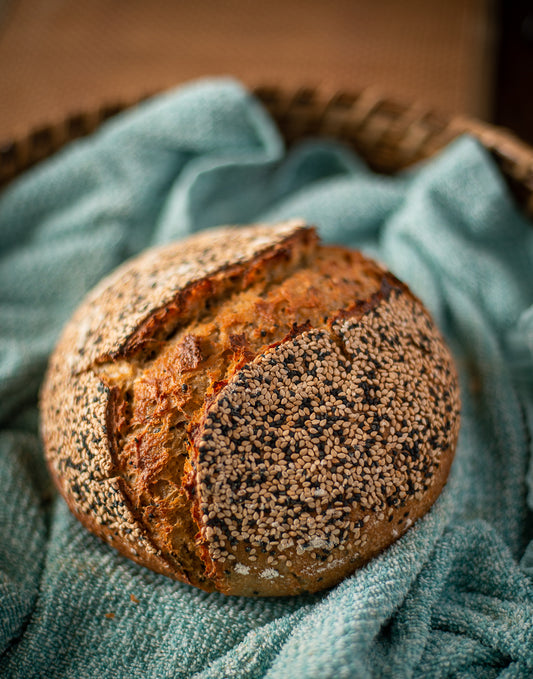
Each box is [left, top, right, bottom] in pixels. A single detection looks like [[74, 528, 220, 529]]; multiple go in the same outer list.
[[40, 221, 460, 596], [194, 285, 460, 595]]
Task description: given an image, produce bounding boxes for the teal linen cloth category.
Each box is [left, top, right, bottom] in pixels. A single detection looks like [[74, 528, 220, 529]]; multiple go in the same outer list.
[[1, 79, 533, 679]]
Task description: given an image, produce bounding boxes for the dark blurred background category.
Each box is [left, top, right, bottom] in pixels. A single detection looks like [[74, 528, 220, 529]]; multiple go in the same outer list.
[[0, 0, 531, 145], [495, 0, 533, 145]]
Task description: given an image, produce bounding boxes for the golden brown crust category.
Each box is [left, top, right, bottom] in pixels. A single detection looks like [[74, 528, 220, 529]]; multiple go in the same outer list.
[[40, 221, 460, 596]]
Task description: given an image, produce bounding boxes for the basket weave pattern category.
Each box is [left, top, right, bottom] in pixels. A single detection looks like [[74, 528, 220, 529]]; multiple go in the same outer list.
[[2, 85, 533, 217]]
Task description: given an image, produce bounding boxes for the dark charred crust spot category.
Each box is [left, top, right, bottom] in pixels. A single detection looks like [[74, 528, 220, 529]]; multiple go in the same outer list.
[[287, 320, 313, 340], [105, 385, 123, 473], [228, 333, 255, 363], [328, 272, 404, 325], [229, 333, 248, 351], [177, 334, 203, 371]]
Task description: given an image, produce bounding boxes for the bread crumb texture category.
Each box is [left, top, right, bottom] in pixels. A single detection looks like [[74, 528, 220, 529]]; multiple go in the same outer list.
[[40, 221, 460, 596]]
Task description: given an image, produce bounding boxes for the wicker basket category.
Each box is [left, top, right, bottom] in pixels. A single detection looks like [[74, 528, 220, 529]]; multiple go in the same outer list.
[[2, 84, 533, 217]]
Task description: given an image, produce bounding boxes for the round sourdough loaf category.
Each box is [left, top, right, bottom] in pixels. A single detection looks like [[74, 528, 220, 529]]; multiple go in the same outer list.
[[40, 220, 460, 596]]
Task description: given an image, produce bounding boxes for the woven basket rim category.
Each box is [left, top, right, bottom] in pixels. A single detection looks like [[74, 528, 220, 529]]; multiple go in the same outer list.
[[2, 82, 533, 215]]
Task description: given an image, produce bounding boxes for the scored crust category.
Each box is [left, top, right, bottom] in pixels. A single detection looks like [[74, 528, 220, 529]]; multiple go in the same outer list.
[[40, 220, 460, 596]]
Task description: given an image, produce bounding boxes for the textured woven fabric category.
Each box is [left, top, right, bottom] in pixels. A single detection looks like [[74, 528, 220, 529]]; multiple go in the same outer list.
[[1, 79, 532, 679]]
